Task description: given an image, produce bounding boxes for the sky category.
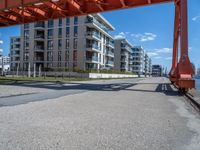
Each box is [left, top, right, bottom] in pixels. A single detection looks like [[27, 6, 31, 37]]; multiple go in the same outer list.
[[0, 0, 200, 71]]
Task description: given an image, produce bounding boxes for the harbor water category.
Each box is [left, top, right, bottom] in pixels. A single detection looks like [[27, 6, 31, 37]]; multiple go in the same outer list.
[[195, 79, 200, 90]]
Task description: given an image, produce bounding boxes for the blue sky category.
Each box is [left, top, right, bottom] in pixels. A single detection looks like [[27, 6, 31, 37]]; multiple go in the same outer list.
[[0, 0, 200, 71]]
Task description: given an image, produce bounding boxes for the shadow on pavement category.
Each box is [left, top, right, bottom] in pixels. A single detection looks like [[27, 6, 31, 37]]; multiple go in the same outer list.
[[4, 81, 138, 92], [125, 83, 181, 96]]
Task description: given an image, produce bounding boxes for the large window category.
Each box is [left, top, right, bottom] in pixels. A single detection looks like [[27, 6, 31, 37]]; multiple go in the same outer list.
[[74, 16, 78, 25], [58, 51, 62, 61], [74, 26, 78, 37], [58, 19, 62, 26], [48, 29, 53, 39], [65, 51, 69, 61], [47, 51, 53, 61], [73, 38, 78, 49], [58, 39, 62, 50], [66, 27, 70, 37], [24, 24, 29, 29], [66, 39, 69, 49], [47, 40, 53, 50], [73, 50, 77, 68], [24, 30, 29, 39], [66, 18, 70, 26], [58, 28, 62, 38], [48, 20, 54, 28]]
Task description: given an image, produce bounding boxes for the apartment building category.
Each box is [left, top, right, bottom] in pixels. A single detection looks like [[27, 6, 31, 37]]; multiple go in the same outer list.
[[10, 14, 115, 72], [132, 46, 145, 75], [144, 53, 150, 76], [152, 65, 162, 77], [114, 38, 133, 72], [10, 37, 21, 71], [0, 56, 10, 72]]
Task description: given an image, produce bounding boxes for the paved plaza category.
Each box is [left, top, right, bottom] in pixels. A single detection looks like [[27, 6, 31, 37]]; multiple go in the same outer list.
[[0, 77, 200, 150]]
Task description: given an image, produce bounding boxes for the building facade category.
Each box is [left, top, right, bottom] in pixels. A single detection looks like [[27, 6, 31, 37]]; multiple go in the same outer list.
[[10, 37, 21, 71], [10, 14, 115, 72], [132, 46, 145, 75], [152, 65, 162, 77], [114, 38, 133, 72], [144, 53, 151, 76]]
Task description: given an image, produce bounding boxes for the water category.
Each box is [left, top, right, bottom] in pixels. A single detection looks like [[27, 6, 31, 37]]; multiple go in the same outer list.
[[195, 79, 200, 90]]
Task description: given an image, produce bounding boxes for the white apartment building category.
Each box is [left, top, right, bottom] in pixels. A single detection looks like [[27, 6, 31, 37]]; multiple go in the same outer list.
[[10, 14, 115, 72], [114, 38, 133, 72], [132, 46, 145, 75], [10, 37, 21, 71]]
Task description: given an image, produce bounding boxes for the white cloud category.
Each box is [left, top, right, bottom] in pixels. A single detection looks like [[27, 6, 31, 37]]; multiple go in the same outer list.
[[0, 40, 3, 44], [147, 52, 158, 57], [155, 48, 172, 53], [192, 15, 200, 21], [154, 56, 162, 59], [114, 32, 126, 39], [131, 32, 157, 42]]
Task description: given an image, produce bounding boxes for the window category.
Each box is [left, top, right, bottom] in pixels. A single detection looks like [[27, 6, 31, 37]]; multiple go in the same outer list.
[[47, 51, 53, 61], [58, 39, 62, 49], [73, 38, 78, 49], [58, 19, 62, 26], [66, 18, 70, 26], [58, 28, 62, 38], [74, 26, 78, 37], [66, 39, 69, 49], [58, 51, 62, 61], [24, 24, 29, 29], [73, 50, 77, 68], [48, 29, 53, 39], [66, 27, 70, 37], [48, 20, 54, 28], [74, 16, 78, 25], [65, 51, 69, 61], [24, 30, 29, 39], [47, 40, 53, 50]]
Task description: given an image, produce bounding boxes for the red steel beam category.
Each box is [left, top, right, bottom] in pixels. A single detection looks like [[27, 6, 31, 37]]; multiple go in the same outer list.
[[0, 0, 174, 26]]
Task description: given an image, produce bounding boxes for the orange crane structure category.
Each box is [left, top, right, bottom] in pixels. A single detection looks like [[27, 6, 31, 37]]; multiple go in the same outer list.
[[0, 0, 195, 91]]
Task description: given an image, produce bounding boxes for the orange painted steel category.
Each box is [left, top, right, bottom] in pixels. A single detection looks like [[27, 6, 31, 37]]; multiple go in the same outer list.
[[0, 0, 173, 26], [0, 0, 195, 91]]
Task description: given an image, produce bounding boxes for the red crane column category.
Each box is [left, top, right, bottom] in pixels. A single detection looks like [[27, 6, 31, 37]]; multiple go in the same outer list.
[[170, 1, 180, 83], [175, 0, 195, 91]]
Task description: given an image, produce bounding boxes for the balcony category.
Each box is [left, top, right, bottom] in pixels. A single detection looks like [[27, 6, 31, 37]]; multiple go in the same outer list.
[[106, 61, 114, 66], [34, 22, 45, 29], [106, 51, 114, 57], [121, 58, 128, 62], [85, 17, 109, 33], [86, 56, 99, 63], [86, 44, 101, 52], [34, 35, 45, 40], [34, 57, 44, 62], [121, 65, 127, 70], [86, 32, 101, 41], [106, 41, 114, 48], [34, 46, 44, 51]]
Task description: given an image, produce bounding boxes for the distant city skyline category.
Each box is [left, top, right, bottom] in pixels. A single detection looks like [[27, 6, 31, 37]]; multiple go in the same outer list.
[[0, 0, 200, 71]]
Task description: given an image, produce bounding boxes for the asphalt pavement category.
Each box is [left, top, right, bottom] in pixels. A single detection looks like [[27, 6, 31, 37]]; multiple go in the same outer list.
[[0, 77, 200, 150]]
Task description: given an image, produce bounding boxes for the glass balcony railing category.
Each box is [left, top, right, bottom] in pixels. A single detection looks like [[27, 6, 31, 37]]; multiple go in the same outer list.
[[35, 35, 45, 39], [106, 41, 114, 47], [86, 44, 101, 51], [86, 56, 99, 62], [85, 18, 109, 33], [106, 51, 114, 56], [106, 61, 114, 65], [34, 46, 44, 50], [34, 57, 44, 61], [86, 32, 101, 40]]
